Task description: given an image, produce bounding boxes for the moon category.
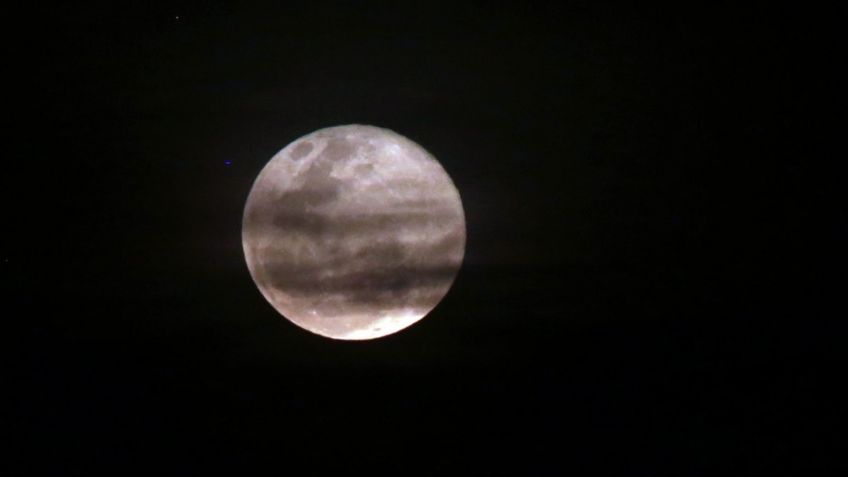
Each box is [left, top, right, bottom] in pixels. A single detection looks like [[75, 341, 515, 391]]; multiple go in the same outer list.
[[242, 125, 466, 340]]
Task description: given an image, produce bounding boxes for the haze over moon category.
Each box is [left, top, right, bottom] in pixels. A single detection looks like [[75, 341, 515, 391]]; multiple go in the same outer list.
[[242, 125, 466, 340]]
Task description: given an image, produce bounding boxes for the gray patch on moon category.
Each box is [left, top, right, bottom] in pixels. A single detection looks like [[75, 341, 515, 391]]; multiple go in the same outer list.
[[289, 141, 313, 160], [242, 124, 465, 340]]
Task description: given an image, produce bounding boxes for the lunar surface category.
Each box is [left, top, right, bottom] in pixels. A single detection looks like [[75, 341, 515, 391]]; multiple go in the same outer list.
[[242, 125, 465, 340]]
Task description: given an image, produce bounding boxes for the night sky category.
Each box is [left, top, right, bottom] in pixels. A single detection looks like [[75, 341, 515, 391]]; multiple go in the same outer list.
[[8, 2, 843, 474]]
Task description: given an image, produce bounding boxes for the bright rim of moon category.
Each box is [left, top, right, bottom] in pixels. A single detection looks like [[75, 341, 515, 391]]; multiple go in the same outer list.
[[242, 125, 466, 340]]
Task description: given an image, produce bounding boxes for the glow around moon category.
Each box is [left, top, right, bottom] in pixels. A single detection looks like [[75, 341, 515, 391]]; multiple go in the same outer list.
[[242, 125, 466, 340]]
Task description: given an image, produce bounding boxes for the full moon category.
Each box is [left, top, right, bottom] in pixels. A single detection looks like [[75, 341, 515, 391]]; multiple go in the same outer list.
[[242, 125, 466, 340]]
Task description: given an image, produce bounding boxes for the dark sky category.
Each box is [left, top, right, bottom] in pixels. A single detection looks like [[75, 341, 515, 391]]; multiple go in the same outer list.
[[7, 2, 843, 474]]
